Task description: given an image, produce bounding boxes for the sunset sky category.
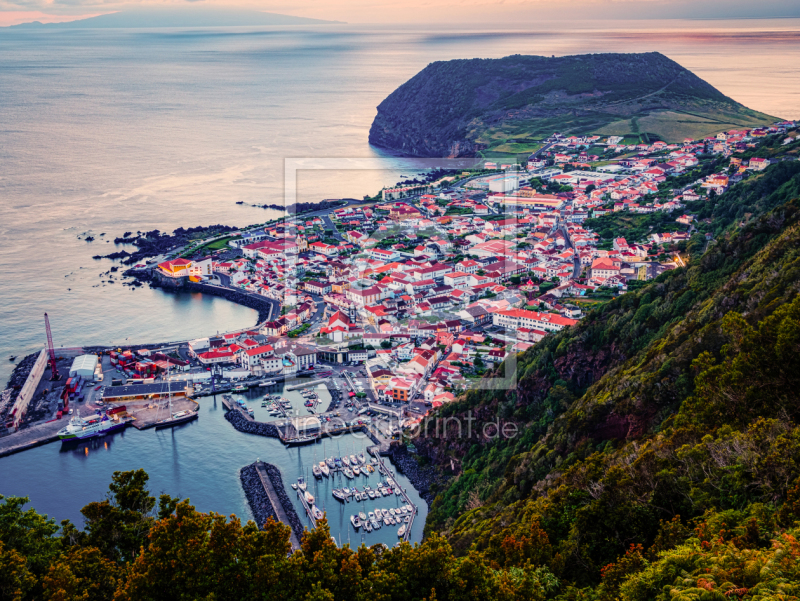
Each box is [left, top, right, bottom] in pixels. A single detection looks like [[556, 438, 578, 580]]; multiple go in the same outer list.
[[1, 0, 800, 27]]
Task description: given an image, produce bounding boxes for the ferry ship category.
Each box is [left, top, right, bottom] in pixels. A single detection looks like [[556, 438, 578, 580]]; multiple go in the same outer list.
[[58, 411, 126, 440]]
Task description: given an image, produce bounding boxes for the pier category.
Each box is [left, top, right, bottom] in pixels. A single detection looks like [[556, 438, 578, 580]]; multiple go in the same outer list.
[[254, 461, 301, 550], [285, 380, 322, 391], [372, 450, 417, 542], [221, 395, 254, 421], [296, 485, 318, 529], [0, 420, 62, 458]]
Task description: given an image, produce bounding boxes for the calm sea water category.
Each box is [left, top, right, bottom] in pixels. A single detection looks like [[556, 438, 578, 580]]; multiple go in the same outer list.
[[1, 19, 798, 534]]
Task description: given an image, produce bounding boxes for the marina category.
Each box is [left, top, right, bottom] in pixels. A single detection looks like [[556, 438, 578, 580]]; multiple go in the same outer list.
[[286, 439, 420, 546], [0, 393, 428, 550]]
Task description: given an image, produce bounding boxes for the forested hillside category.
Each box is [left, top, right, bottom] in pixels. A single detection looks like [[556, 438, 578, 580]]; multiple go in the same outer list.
[[410, 154, 800, 596]]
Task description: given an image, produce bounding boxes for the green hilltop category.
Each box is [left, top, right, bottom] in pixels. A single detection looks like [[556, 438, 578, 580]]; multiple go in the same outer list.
[[369, 52, 778, 157]]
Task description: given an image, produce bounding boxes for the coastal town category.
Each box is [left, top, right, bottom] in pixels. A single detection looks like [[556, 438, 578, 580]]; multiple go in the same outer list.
[[4, 119, 798, 446], [119, 121, 799, 420]]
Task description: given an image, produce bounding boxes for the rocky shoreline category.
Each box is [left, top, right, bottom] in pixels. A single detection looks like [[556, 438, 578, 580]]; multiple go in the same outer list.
[[4, 353, 38, 398], [93, 225, 238, 265], [224, 408, 280, 438], [387, 445, 438, 506]]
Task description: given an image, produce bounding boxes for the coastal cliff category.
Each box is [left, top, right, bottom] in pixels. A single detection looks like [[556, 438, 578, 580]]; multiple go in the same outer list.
[[369, 52, 777, 156]]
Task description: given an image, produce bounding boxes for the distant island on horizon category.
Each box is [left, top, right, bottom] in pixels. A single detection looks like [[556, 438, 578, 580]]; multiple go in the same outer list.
[[6, 8, 344, 29], [369, 52, 779, 157]]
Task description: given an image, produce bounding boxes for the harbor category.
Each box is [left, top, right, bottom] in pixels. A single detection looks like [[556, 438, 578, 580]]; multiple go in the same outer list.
[[285, 441, 420, 546], [0, 396, 428, 551], [1, 341, 419, 549]]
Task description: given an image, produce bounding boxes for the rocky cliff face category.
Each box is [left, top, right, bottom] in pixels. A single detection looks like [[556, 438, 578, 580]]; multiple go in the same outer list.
[[368, 52, 753, 157]]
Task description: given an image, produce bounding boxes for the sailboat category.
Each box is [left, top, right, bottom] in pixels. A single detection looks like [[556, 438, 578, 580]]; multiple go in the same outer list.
[[155, 366, 198, 429]]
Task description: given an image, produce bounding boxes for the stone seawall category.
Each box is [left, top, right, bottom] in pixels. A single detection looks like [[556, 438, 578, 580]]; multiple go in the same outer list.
[[131, 271, 275, 324], [239, 461, 304, 545], [182, 282, 275, 324], [224, 408, 281, 438]]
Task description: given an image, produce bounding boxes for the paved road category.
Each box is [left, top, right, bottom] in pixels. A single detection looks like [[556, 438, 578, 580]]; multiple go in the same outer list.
[[320, 215, 345, 242], [553, 222, 581, 279]]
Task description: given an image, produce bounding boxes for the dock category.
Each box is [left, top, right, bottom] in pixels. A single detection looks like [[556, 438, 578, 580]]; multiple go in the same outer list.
[[296, 453, 419, 544], [221, 395, 254, 421], [296, 486, 318, 529], [254, 462, 301, 551], [285, 380, 322, 391], [0, 419, 62, 458], [128, 398, 199, 430], [373, 451, 417, 543]]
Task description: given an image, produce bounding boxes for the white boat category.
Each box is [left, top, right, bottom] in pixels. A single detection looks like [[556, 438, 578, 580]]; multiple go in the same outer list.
[[397, 524, 406, 537], [350, 515, 361, 529], [58, 410, 126, 440], [352, 465, 361, 476], [357, 452, 366, 464], [297, 477, 307, 491], [367, 490, 375, 500], [311, 505, 323, 521], [312, 464, 322, 479], [389, 508, 396, 516], [304, 491, 315, 505], [359, 511, 367, 521], [349, 454, 358, 465], [368, 511, 375, 521], [382, 509, 390, 519], [319, 461, 330, 477], [372, 519, 381, 530], [332, 489, 345, 502], [341, 455, 351, 466], [343, 468, 354, 479], [364, 520, 373, 533], [291, 483, 298, 490]]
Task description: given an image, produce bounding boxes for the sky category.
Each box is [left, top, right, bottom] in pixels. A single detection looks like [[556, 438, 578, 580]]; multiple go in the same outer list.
[[1, 0, 800, 27]]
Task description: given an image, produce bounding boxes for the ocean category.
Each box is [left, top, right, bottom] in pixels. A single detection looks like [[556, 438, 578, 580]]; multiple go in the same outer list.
[[1, 18, 798, 532]]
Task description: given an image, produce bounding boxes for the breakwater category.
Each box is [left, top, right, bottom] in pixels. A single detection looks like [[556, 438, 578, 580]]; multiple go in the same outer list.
[[261, 462, 305, 543], [240, 463, 279, 525], [4, 353, 38, 403], [224, 407, 280, 438], [240, 461, 305, 545]]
